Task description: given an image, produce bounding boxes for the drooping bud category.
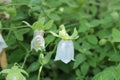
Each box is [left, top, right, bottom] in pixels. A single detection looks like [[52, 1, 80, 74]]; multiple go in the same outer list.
[[31, 30, 45, 52]]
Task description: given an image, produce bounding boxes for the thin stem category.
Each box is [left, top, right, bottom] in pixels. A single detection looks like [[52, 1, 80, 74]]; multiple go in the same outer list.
[[0, 26, 30, 30], [9, 3, 29, 6], [6, 29, 12, 40], [38, 65, 43, 80], [21, 53, 29, 68], [111, 41, 117, 53]]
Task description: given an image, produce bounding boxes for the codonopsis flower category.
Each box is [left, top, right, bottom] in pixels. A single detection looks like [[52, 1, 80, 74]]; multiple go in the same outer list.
[[0, 64, 28, 80], [25, 17, 53, 52], [50, 25, 79, 64], [0, 33, 7, 53], [31, 30, 45, 52], [55, 40, 74, 63]]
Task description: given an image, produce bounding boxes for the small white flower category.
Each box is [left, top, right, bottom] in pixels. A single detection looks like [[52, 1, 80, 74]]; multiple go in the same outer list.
[[13, 76, 17, 80], [0, 34, 7, 53], [31, 30, 45, 52], [55, 40, 74, 64]]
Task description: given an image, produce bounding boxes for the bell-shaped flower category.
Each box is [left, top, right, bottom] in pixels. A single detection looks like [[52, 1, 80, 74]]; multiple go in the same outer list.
[[0, 33, 7, 53], [55, 40, 74, 63], [24, 17, 53, 52], [31, 30, 45, 52], [50, 25, 79, 64], [0, 63, 28, 80]]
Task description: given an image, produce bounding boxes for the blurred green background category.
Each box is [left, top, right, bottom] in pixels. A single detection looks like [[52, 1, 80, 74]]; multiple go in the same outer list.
[[1, 0, 120, 80]]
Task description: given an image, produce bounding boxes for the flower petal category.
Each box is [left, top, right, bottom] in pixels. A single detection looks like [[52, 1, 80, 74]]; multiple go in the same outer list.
[[0, 34, 7, 53], [55, 40, 74, 64], [31, 30, 45, 52]]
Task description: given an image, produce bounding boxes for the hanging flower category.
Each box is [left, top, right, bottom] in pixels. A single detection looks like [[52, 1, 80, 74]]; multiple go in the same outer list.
[[31, 30, 45, 52], [0, 63, 28, 80], [0, 33, 7, 53], [55, 40, 74, 63], [50, 25, 79, 64], [26, 17, 53, 52]]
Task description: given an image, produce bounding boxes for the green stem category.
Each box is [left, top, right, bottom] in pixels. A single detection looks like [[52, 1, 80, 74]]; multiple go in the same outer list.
[[38, 65, 43, 80], [0, 26, 30, 30], [8, 3, 29, 6], [111, 41, 117, 53], [21, 53, 29, 68]]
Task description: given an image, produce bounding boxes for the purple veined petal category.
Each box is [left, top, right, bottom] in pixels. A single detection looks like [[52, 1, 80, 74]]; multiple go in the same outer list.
[[55, 40, 74, 64], [0, 34, 7, 53]]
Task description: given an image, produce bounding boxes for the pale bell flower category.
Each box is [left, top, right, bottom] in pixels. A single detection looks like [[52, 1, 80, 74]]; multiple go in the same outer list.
[[31, 30, 45, 52], [50, 25, 79, 64], [55, 40, 74, 64], [0, 33, 7, 53]]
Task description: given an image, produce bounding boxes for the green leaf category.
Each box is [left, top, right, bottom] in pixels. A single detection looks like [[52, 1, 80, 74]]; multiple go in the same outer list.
[[14, 28, 30, 41], [45, 35, 55, 46], [112, 28, 120, 42], [20, 69, 29, 77], [14, 32, 23, 41], [86, 35, 98, 45], [42, 52, 53, 65], [73, 54, 86, 69], [108, 53, 120, 62], [0, 69, 11, 74], [8, 49, 25, 63], [38, 17, 45, 25], [49, 31, 59, 37], [27, 62, 40, 73], [32, 20, 43, 30], [80, 62, 89, 75], [44, 20, 54, 30], [71, 28, 79, 39], [89, 20, 100, 28]]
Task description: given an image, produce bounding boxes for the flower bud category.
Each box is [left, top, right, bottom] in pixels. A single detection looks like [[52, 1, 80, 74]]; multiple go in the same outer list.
[[99, 39, 107, 46], [31, 30, 45, 52]]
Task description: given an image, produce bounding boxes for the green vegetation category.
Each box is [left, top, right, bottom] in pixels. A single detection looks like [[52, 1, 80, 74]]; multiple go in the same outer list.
[[0, 0, 120, 80]]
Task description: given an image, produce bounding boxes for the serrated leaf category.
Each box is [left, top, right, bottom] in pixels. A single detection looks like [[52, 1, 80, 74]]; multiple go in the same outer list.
[[73, 54, 86, 69]]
